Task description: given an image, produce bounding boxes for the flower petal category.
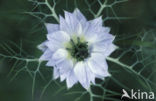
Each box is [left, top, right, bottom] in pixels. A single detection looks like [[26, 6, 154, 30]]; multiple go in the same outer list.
[[53, 67, 60, 79], [64, 11, 78, 30], [37, 41, 47, 52], [66, 70, 78, 88], [59, 16, 70, 34], [46, 31, 70, 51], [73, 8, 86, 22], [85, 62, 96, 84], [39, 49, 53, 61], [47, 49, 74, 82], [60, 74, 66, 81], [85, 17, 103, 35], [101, 27, 111, 33], [88, 53, 110, 77], [74, 62, 91, 89], [46, 49, 67, 66], [96, 32, 115, 43], [89, 16, 103, 27], [47, 31, 70, 41], [92, 41, 116, 57], [60, 11, 79, 35], [45, 23, 59, 34], [48, 49, 73, 78], [46, 48, 64, 63]]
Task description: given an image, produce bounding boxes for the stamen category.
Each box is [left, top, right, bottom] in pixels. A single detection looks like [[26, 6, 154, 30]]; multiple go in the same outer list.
[[77, 37, 80, 43], [66, 37, 90, 61], [70, 39, 75, 46]]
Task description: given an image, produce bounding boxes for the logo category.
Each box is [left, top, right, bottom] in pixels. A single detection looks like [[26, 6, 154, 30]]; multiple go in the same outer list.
[[121, 89, 155, 100]]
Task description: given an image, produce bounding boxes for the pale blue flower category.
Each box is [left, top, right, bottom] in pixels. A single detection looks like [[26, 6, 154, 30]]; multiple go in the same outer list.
[[38, 9, 116, 89]]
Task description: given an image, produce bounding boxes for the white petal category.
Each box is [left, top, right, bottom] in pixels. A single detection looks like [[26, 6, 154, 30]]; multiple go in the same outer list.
[[77, 23, 83, 35], [64, 11, 78, 30], [103, 44, 116, 57], [46, 31, 70, 51], [95, 71, 111, 79], [84, 17, 113, 44], [85, 17, 103, 35], [89, 16, 103, 26], [60, 69, 76, 82], [59, 16, 71, 34], [45, 23, 59, 34], [66, 70, 78, 88], [85, 62, 96, 84], [60, 74, 66, 81], [101, 27, 111, 33], [56, 59, 73, 74], [46, 49, 68, 66], [73, 8, 86, 22], [60, 12, 79, 35], [37, 41, 47, 52], [73, 9, 89, 35], [45, 40, 61, 52], [74, 62, 90, 89], [52, 49, 68, 63], [50, 49, 73, 77], [93, 42, 116, 57], [96, 32, 115, 43], [47, 49, 74, 82], [46, 58, 55, 66], [47, 31, 70, 41], [53, 67, 59, 79], [39, 49, 53, 61], [88, 53, 110, 77]]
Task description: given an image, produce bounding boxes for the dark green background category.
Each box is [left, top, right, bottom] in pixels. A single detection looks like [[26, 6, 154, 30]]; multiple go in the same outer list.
[[0, 0, 156, 101]]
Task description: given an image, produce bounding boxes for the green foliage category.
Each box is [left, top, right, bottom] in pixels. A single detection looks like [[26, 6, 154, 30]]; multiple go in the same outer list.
[[0, 0, 156, 101]]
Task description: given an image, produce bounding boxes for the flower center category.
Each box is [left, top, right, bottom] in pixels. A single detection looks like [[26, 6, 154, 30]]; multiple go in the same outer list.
[[66, 37, 90, 61]]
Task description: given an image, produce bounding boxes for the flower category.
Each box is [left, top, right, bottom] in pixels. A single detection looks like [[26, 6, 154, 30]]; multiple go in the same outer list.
[[38, 9, 116, 89]]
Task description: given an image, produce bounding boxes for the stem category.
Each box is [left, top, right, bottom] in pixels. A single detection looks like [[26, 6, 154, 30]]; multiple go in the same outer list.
[[45, 0, 59, 22]]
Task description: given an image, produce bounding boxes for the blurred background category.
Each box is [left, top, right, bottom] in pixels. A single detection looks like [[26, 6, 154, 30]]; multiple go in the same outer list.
[[0, 0, 156, 101]]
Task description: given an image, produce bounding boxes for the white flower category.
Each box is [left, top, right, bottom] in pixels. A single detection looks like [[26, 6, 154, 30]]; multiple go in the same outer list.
[[38, 9, 116, 89]]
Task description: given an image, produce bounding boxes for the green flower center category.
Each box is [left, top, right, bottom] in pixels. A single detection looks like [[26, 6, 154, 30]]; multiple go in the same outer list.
[[66, 37, 90, 62]]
